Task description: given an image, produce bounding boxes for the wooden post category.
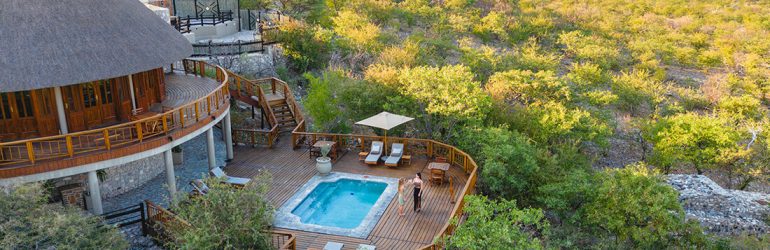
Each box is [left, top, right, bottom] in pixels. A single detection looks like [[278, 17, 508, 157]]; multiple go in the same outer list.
[[162, 115, 169, 133], [206, 96, 211, 115], [136, 123, 144, 142], [66, 136, 74, 157], [194, 102, 200, 121], [236, 78, 242, 96], [179, 109, 185, 127], [103, 130, 111, 150], [271, 78, 276, 94], [26, 141, 35, 164]]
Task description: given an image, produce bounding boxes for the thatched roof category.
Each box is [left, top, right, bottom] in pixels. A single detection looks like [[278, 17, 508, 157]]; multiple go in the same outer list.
[[0, 0, 192, 92]]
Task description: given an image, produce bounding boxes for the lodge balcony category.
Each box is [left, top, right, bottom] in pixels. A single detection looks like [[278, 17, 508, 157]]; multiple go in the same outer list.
[[0, 60, 230, 179]]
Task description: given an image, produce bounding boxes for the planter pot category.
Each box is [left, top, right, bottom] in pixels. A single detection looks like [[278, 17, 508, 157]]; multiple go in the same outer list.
[[316, 157, 332, 175], [172, 151, 184, 165]]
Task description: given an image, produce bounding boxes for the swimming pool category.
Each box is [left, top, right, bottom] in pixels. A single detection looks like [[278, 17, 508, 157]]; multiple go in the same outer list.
[[292, 179, 387, 228], [274, 172, 398, 238]]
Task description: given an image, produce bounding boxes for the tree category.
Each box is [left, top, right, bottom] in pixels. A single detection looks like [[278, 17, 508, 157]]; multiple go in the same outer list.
[[168, 175, 273, 249], [0, 183, 128, 249], [303, 71, 347, 132], [461, 126, 542, 202], [276, 19, 332, 72], [486, 69, 569, 105], [645, 113, 741, 174], [366, 64, 491, 140], [240, 0, 272, 10], [445, 195, 548, 250], [580, 163, 707, 248]]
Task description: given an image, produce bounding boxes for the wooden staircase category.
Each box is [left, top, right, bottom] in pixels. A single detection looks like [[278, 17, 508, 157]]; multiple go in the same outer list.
[[271, 101, 297, 132], [224, 72, 304, 147]]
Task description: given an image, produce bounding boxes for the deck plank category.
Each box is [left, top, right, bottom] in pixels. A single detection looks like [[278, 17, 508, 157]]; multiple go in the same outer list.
[[225, 135, 469, 249]]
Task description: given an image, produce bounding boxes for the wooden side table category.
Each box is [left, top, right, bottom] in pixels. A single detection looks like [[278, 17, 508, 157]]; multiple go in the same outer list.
[[358, 152, 368, 161], [402, 155, 411, 165]]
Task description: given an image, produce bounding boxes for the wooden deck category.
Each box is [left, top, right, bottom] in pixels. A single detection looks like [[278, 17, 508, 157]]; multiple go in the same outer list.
[[225, 136, 469, 250]]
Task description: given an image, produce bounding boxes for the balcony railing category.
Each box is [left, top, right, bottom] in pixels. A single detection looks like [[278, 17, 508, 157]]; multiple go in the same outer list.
[[0, 59, 230, 177]]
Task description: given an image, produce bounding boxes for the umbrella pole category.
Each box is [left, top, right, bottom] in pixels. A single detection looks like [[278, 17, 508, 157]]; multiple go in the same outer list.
[[384, 130, 388, 155]]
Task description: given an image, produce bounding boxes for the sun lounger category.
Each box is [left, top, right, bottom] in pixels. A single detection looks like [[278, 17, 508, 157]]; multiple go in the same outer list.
[[189, 179, 209, 195], [323, 242, 343, 250], [210, 166, 251, 187], [365, 141, 384, 165], [358, 244, 376, 250], [384, 143, 404, 167]]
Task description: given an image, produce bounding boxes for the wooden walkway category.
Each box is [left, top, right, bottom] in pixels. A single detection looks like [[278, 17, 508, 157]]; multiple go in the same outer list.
[[225, 136, 469, 250]]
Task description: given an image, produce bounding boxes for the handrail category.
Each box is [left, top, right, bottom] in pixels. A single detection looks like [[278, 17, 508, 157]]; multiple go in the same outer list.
[[0, 59, 229, 169], [224, 71, 280, 147], [290, 130, 477, 249]]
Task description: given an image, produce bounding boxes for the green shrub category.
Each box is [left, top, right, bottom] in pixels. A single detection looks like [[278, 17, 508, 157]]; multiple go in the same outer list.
[[169, 175, 273, 249], [445, 195, 548, 250], [580, 163, 708, 249], [0, 183, 128, 249]]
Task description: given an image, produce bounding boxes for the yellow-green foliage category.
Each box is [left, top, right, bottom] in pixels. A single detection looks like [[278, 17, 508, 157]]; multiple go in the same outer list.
[[332, 10, 382, 52]]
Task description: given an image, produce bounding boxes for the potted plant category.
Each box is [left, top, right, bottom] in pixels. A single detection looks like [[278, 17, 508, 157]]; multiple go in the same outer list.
[[172, 146, 184, 165], [315, 145, 332, 175]]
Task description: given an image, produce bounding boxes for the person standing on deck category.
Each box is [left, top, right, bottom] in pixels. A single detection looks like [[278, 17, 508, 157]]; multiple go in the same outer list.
[[411, 173, 424, 212]]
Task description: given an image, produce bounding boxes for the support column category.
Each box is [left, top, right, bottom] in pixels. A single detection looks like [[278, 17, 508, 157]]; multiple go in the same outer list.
[[128, 75, 137, 111], [53, 87, 68, 134], [87, 171, 103, 215], [224, 113, 234, 161], [206, 128, 216, 170], [164, 150, 177, 196]]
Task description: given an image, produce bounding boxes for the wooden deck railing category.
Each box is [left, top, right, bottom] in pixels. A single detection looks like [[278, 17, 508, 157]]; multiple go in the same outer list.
[[290, 129, 477, 249], [144, 200, 296, 249], [226, 71, 304, 148], [0, 59, 229, 171]]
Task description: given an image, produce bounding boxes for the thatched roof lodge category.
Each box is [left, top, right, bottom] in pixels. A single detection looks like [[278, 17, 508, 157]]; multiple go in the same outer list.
[[0, 0, 234, 215]]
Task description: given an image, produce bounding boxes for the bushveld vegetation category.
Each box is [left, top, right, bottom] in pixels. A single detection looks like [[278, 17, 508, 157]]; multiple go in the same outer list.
[[0, 183, 128, 249], [269, 0, 770, 248]]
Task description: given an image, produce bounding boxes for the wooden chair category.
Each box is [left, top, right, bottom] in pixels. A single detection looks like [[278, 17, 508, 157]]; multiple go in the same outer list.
[[309, 147, 321, 158], [435, 156, 447, 163], [430, 168, 444, 185]]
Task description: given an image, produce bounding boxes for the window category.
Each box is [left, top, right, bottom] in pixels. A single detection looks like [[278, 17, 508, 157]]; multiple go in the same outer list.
[[99, 80, 113, 104], [83, 84, 97, 108], [14, 91, 33, 118]]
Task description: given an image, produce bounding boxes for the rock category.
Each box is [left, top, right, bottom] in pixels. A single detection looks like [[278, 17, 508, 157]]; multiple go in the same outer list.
[[666, 174, 770, 236]]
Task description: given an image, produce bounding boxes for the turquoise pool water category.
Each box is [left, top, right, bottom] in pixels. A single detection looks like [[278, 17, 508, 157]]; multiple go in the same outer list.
[[291, 179, 387, 229]]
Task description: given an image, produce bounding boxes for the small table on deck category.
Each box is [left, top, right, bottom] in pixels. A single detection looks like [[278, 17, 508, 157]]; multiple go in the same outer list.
[[428, 162, 451, 184], [312, 141, 338, 161]]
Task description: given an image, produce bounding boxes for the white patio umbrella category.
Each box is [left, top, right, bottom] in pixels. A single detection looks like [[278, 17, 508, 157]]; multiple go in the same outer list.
[[355, 111, 414, 154]]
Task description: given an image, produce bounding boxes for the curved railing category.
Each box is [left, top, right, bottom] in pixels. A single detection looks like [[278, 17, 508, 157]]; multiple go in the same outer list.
[[0, 59, 230, 178], [290, 128, 477, 249]]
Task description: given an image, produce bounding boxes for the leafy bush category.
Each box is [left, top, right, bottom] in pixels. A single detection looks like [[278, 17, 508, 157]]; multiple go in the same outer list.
[[446, 195, 548, 250], [580, 163, 708, 248], [303, 71, 349, 133], [169, 175, 273, 249], [0, 183, 128, 249], [486, 69, 569, 104], [332, 10, 383, 52], [277, 20, 331, 72], [645, 113, 740, 174]]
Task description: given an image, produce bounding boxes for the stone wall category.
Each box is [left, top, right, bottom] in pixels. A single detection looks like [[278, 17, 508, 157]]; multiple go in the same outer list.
[[99, 153, 166, 198]]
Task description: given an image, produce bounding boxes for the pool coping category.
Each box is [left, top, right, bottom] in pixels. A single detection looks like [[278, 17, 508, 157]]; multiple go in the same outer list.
[[273, 172, 399, 239]]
